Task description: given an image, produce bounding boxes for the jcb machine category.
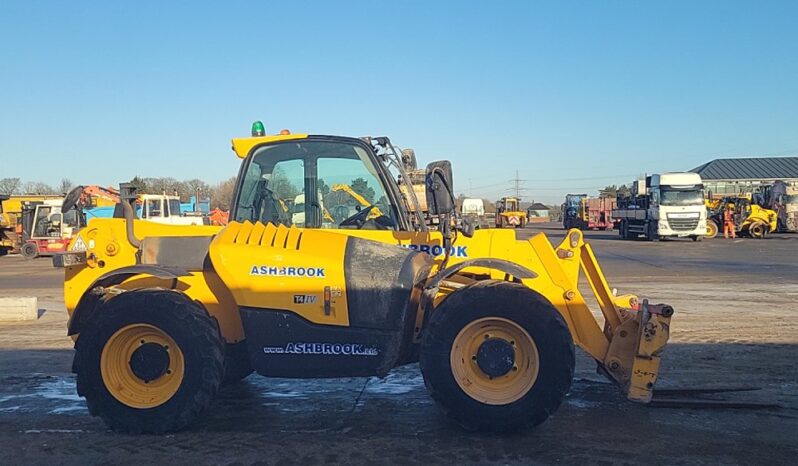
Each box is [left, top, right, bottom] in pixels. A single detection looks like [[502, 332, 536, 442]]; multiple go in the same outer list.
[[705, 196, 777, 239], [495, 196, 527, 228], [55, 123, 673, 434]]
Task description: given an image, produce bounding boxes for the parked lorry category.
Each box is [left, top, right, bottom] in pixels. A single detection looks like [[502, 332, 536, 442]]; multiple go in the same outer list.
[[562, 194, 616, 230], [614, 173, 706, 241]]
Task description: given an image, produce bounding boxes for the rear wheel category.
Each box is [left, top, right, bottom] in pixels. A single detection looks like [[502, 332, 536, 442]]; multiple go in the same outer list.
[[420, 280, 574, 432], [706, 220, 719, 239], [21, 242, 38, 260], [74, 289, 224, 433], [748, 222, 767, 238]]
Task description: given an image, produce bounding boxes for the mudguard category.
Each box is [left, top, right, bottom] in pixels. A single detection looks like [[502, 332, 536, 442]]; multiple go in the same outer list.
[[67, 265, 191, 335]]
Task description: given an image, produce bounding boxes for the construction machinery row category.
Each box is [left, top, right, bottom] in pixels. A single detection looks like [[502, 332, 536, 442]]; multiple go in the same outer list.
[[0, 189, 216, 258], [52, 122, 673, 435]]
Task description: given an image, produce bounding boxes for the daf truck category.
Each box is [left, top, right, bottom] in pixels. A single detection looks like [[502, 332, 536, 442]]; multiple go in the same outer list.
[[614, 172, 706, 241]]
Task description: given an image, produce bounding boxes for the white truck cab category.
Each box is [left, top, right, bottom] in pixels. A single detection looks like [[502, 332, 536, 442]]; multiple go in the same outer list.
[[614, 172, 706, 241], [140, 194, 203, 226]]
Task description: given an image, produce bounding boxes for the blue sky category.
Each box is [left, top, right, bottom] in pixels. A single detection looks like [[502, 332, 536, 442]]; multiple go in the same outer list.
[[1, 1, 796, 203]]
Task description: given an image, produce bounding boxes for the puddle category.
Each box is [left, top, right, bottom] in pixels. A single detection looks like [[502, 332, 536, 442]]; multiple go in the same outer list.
[[364, 371, 424, 395], [0, 376, 87, 415]]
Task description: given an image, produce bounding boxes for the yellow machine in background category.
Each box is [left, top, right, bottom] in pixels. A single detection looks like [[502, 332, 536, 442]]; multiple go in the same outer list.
[[495, 196, 527, 228], [705, 196, 778, 239], [0, 195, 15, 255], [55, 123, 673, 434]]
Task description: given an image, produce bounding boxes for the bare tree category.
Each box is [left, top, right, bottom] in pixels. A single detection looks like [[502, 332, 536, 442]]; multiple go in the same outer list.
[[183, 178, 211, 200], [0, 178, 21, 194], [22, 181, 57, 195], [60, 178, 74, 194], [209, 177, 237, 210]]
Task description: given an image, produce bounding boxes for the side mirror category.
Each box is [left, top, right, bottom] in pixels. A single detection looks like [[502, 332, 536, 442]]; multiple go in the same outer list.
[[425, 161, 455, 215], [460, 216, 475, 238]]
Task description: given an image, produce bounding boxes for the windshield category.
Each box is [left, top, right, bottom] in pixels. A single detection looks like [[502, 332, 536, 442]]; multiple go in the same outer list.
[[233, 140, 399, 230], [565, 196, 583, 208], [660, 189, 703, 206]]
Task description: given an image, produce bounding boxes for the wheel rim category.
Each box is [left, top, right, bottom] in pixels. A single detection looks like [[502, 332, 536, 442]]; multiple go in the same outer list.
[[749, 223, 764, 238], [706, 221, 718, 238], [450, 317, 540, 405], [100, 323, 185, 409]]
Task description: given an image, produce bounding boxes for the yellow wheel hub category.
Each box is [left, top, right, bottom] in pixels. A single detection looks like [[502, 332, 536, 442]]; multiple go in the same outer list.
[[100, 323, 185, 409], [450, 317, 540, 405], [707, 221, 718, 238]]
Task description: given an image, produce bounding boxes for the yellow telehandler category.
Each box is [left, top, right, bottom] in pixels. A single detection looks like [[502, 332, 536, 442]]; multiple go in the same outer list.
[[55, 123, 673, 434]]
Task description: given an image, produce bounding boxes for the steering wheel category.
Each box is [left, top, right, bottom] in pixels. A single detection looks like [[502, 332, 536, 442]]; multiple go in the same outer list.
[[339, 205, 377, 229]]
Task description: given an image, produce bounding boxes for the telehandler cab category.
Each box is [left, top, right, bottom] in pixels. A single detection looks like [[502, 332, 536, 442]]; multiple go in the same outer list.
[[56, 123, 673, 434]]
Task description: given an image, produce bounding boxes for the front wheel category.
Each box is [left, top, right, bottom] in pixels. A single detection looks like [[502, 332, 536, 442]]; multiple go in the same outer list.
[[706, 220, 719, 239], [420, 280, 574, 432], [21, 242, 38, 260], [74, 289, 225, 433], [748, 222, 767, 238]]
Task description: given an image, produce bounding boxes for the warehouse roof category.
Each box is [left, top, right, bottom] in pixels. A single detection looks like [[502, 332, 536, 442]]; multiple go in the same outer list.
[[691, 157, 798, 180]]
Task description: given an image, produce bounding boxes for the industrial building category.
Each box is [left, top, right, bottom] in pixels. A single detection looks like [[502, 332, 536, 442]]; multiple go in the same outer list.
[[691, 156, 798, 197]]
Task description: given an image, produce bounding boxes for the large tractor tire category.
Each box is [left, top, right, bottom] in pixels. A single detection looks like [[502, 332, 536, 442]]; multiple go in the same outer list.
[[706, 220, 719, 239], [420, 280, 574, 432], [21, 242, 38, 260], [748, 222, 767, 239], [74, 289, 225, 434]]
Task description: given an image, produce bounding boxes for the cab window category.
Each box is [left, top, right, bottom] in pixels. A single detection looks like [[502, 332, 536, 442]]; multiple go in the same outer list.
[[233, 140, 398, 230], [169, 199, 182, 216]]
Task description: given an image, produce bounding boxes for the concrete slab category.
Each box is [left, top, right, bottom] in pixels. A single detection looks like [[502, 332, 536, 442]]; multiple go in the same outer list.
[[0, 296, 38, 321]]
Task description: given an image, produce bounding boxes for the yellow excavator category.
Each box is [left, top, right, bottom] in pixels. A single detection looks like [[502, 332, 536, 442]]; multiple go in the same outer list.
[[54, 123, 673, 434]]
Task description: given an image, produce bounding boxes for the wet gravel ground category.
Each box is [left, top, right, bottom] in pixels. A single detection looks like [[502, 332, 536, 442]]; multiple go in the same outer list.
[[1, 224, 797, 465]]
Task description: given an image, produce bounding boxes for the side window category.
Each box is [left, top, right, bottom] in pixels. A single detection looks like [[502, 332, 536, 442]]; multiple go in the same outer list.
[[33, 206, 52, 237], [651, 189, 660, 205], [269, 159, 305, 226], [146, 199, 162, 218], [169, 199, 182, 216]]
